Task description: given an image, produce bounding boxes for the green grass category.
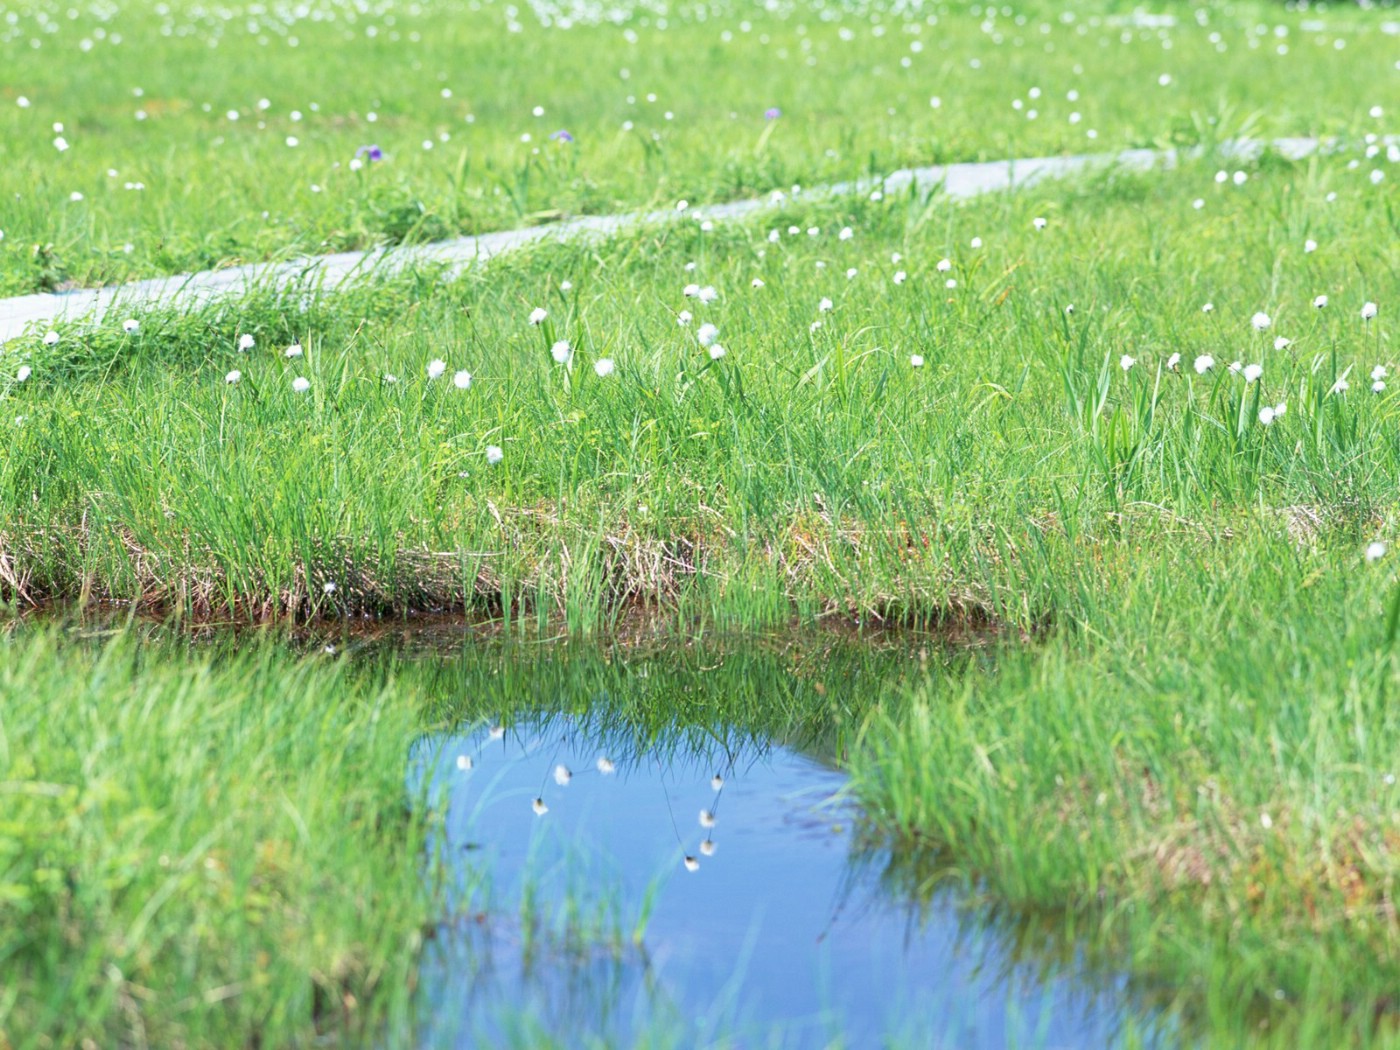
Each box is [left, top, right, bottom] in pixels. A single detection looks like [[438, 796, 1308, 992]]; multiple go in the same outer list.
[[1, 0, 1398, 292], [9, 0, 1400, 1045]]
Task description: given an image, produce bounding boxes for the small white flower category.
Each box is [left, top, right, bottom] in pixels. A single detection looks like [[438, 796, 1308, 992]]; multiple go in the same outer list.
[[698, 286, 718, 303], [486, 445, 504, 465], [43, 331, 60, 346], [528, 307, 548, 325], [427, 359, 446, 379], [532, 797, 549, 816], [893, 271, 907, 285], [69, 192, 84, 202], [594, 358, 615, 377], [700, 839, 716, 856], [553, 765, 572, 786], [683, 855, 700, 872], [453, 370, 472, 389], [1367, 541, 1388, 563], [809, 321, 823, 334], [551, 340, 572, 364], [839, 226, 853, 241], [455, 754, 472, 771], [711, 775, 724, 791], [970, 237, 983, 249], [1304, 239, 1318, 253], [15, 366, 31, 382], [751, 277, 765, 289], [676, 200, 688, 212], [945, 279, 957, 289], [910, 354, 924, 368], [285, 343, 303, 358], [1166, 352, 1181, 372], [683, 283, 700, 298], [1033, 217, 1047, 230], [560, 280, 573, 291], [383, 373, 398, 384], [1259, 406, 1275, 426], [708, 344, 727, 360], [1202, 303, 1214, 314], [323, 581, 337, 595], [1065, 304, 1075, 315], [1314, 295, 1329, 309], [122, 318, 140, 334], [1274, 402, 1287, 417], [1120, 355, 1136, 372], [845, 268, 858, 280], [1332, 377, 1350, 394], [767, 230, 780, 243], [1273, 337, 1291, 351], [1363, 302, 1379, 320], [1243, 363, 1263, 383], [677, 311, 692, 326], [1229, 361, 1243, 375], [1194, 354, 1215, 375], [1250, 312, 1271, 331], [1373, 365, 1388, 381], [225, 369, 242, 385], [936, 258, 952, 272], [292, 376, 311, 392], [818, 297, 833, 312], [1374, 379, 1387, 393], [697, 323, 719, 347], [596, 757, 616, 774], [699, 809, 717, 828], [53, 136, 69, 152]]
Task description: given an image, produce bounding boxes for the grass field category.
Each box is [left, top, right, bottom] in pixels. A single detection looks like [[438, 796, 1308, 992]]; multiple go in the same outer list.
[[1, 0, 1398, 293], [6, 0, 1400, 1046]]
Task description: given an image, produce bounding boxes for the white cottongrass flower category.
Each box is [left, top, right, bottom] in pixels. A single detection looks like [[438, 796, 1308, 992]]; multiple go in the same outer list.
[[532, 798, 549, 816], [292, 376, 311, 393], [700, 840, 716, 856], [560, 281, 573, 291], [43, 331, 60, 346], [1314, 295, 1329, 309], [818, 297, 834, 312], [1304, 239, 1318, 253], [893, 271, 907, 285], [285, 343, 304, 358], [677, 311, 692, 326], [839, 226, 854, 241], [1367, 541, 1388, 563], [1250, 312, 1271, 331], [16, 366, 31, 382], [699, 809, 716, 828], [970, 237, 983, 249], [698, 286, 718, 303], [1363, 302, 1379, 320], [237, 333, 255, 351], [225, 370, 242, 385], [427, 359, 447, 379], [1273, 402, 1287, 417], [1243, 363, 1263, 383], [1373, 365, 1388, 381], [455, 755, 473, 771], [1202, 303, 1214, 314], [1033, 217, 1047, 230], [551, 340, 572, 364], [711, 774, 724, 791], [845, 268, 858, 280], [553, 765, 572, 786], [453, 370, 472, 389], [122, 318, 140, 334], [528, 307, 548, 325], [1273, 337, 1291, 351], [486, 445, 504, 465], [936, 258, 952, 272], [596, 757, 616, 774], [383, 373, 398, 384], [1193, 354, 1215, 374], [1166, 353, 1181, 372], [709, 345, 727, 360], [751, 277, 765, 289], [594, 358, 615, 377], [810, 322, 822, 334], [1332, 376, 1350, 395], [1120, 355, 1136, 372], [697, 323, 719, 347], [1258, 406, 1276, 426], [1374, 379, 1387, 393], [323, 582, 337, 595], [683, 855, 700, 872], [683, 283, 700, 298], [910, 354, 925, 368]]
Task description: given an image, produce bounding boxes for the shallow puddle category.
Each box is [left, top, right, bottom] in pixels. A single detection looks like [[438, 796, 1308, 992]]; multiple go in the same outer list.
[[411, 715, 1170, 1048]]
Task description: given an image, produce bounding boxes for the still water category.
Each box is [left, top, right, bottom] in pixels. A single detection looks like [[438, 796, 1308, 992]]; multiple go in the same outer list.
[[409, 711, 1169, 1049]]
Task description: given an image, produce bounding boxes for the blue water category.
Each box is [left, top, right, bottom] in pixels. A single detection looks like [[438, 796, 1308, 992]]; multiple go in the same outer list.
[[409, 715, 1168, 1048]]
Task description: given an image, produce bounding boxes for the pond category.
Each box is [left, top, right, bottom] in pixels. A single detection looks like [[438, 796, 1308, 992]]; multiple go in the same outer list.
[[403, 637, 1173, 1049]]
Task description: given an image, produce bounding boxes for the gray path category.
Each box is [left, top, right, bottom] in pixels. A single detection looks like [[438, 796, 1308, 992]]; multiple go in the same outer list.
[[0, 137, 1324, 344]]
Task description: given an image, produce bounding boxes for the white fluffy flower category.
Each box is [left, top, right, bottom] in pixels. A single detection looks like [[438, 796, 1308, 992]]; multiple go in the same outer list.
[[427, 359, 446, 379], [697, 323, 719, 347], [551, 340, 572, 364], [486, 445, 504, 465], [292, 376, 311, 392], [1194, 354, 1215, 375], [594, 358, 615, 377], [453, 370, 472, 389], [528, 307, 548, 325], [1363, 302, 1379, 320], [1250, 312, 1271, 331]]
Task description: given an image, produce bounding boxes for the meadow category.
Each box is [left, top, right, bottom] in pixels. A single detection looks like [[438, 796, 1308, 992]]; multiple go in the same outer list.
[[5, 0, 1400, 1046]]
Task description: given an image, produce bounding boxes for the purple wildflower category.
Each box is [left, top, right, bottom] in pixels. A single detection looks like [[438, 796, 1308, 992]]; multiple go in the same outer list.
[[550, 129, 575, 143], [764, 107, 782, 120], [355, 144, 384, 162]]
